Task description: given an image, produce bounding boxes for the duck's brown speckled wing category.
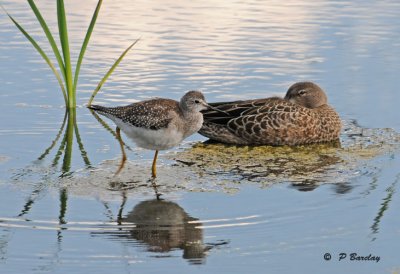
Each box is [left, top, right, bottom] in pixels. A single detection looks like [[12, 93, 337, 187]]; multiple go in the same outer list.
[[226, 98, 319, 145], [89, 99, 180, 130], [203, 98, 272, 124], [200, 97, 341, 145]]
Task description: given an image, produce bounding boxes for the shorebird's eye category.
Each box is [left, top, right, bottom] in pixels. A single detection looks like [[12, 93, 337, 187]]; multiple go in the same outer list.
[[194, 99, 201, 104], [298, 90, 307, 96]]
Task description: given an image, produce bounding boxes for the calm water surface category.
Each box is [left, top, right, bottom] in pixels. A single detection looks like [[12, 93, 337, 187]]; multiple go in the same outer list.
[[1, 0, 400, 273]]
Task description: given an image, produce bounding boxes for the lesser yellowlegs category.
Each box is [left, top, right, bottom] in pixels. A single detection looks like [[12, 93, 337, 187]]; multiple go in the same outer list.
[[199, 82, 341, 145], [89, 91, 215, 177]]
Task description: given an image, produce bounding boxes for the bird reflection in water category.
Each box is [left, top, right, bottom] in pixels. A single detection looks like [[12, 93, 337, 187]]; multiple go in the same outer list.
[[124, 199, 206, 263], [96, 199, 223, 264]]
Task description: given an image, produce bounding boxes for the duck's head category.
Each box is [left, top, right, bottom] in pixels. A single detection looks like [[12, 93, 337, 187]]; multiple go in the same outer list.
[[284, 82, 328, 108]]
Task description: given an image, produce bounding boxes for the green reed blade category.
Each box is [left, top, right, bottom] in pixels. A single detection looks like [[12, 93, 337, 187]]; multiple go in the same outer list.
[[27, 0, 66, 81], [53, 127, 67, 167], [37, 110, 68, 161], [57, 0, 74, 108], [59, 188, 68, 224], [72, 109, 92, 168], [3, 9, 68, 105], [73, 0, 103, 93], [88, 39, 139, 106], [18, 189, 38, 217], [89, 109, 132, 151], [61, 108, 74, 174]]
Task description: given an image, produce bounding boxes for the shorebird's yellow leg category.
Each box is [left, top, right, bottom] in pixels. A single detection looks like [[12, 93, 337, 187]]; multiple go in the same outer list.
[[151, 150, 159, 178], [115, 127, 127, 175]]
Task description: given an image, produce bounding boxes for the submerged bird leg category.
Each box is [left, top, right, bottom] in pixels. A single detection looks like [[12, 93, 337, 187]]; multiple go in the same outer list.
[[117, 191, 127, 225], [151, 150, 159, 178], [149, 177, 162, 200], [115, 127, 127, 175]]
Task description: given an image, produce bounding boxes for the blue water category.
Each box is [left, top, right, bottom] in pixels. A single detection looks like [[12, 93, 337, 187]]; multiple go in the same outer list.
[[1, 0, 400, 273]]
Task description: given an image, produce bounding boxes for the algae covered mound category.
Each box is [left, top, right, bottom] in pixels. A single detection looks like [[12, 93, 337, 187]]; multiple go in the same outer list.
[[170, 120, 400, 190]]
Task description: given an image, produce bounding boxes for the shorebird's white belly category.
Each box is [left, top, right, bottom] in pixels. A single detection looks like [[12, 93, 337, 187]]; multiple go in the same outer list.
[[113, 118, 184, 150]]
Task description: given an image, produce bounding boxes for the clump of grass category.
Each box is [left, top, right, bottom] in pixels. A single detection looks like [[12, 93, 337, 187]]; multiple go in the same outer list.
[[2, 0, 137, 109]]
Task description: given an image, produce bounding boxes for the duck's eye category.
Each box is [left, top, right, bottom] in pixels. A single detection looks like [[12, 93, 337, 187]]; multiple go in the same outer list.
[[298, 90, 307, 96], [194, 99, 201, 104]]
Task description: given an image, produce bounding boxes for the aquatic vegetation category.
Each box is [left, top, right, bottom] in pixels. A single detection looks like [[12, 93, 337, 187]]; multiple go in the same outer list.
[[2, 0, 137, 109]]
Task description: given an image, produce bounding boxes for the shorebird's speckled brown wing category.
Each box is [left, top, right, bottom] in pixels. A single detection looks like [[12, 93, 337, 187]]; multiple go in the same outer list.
[[200, 98, 341, 145], [89, 99, 181, 130]]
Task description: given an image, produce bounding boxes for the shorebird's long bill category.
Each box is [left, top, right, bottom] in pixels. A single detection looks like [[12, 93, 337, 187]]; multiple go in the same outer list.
[[203, 102, 229, 115]]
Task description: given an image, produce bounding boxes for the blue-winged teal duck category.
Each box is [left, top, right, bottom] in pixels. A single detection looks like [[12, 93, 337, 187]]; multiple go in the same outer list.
[[199, 82, 341, 145]]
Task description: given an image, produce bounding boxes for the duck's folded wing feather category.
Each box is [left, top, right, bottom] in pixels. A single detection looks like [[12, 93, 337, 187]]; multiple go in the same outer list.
[[226, 101, 317, 144], [203, 98, 276, 125]]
